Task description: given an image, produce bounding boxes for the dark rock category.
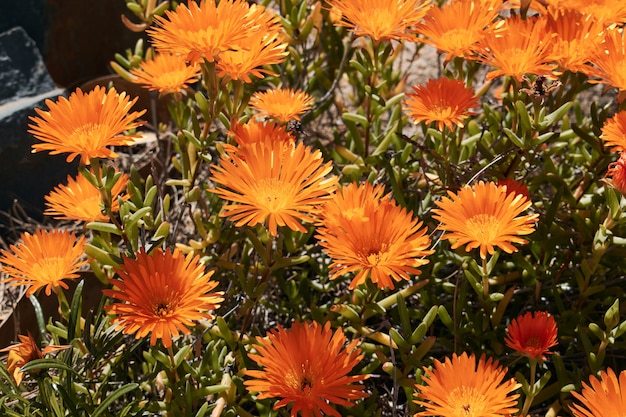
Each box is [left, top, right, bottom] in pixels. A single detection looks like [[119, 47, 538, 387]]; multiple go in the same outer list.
[[0, 27, 56, 106], [0, 27, 73, 227]]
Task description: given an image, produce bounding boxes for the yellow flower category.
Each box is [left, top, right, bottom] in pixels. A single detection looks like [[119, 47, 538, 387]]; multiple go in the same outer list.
[[432, 181, 538, 259], [130, 52, 201, 95], [249, 88, 315, 123], [103, 248, 224, 348], [29, 86, 145, 164], [244, 321, 369, 417], [210, 139, 338, 236], [0, 333, 69, 385], [44, 170, 129, 223], [1, 229, 88, 297], [415, 0, 502, 62], [403, 77, 478, 131], [148, 0, 282, 65], [316, 182, 433, 290], [474, 14, 556, 81], [601, 110, 626, 151], [570, 368, 626, 417], [414, 352, 520, 417], [325, 0, 432, 41]]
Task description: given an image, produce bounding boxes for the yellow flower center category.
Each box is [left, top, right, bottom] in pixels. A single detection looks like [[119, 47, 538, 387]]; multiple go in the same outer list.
[[31, 257, 72, 284], [466, 213, 499, 243], [449, 386, 487, 417], [70, 123, 106, 146], [255, 178, 289, 212], [441, 29, 474, 53]]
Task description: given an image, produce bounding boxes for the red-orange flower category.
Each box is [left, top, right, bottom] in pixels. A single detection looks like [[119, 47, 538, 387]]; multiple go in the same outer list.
[[1, 229, 88, 297], [29, 86, 146, 164], [326, 0, 431, 41], [210, 139, 338, 236], [474, 14, 557, 81], [244, 321, 369, 417], [0, 333, 69, 385], [130, 52, 201, 95], [505, 311, 558, 360], [497, 178, 530, 201], [606, 152, 626, 195], [44, 170, 129, 223], [249, 88, 315, 122], [404, 77, 478, 131], [316, 182, 433, 290], [601, 110, 626, 151], [570, 368, 626, 417], [103, 248, 224, 348], [415, 0, 502, 62], [414, 352, 520, 417], [432, 181, 538, 259]]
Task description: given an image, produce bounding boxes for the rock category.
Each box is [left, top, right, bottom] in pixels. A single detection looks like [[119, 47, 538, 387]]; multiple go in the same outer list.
[[0, 27, 72, 230]]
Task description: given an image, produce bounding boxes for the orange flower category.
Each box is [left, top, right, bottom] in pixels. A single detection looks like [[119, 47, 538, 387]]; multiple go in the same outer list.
[[1, 333, 69, 385], [544, 10, 605, 75], [544, 0, 626, 26], [415, 0, 502, 62], [249, 88, 315, 123], [44, 171, 129, 223], [29, 86, 146, 164], [216, 32, 288, 83], [316, 182, 433, 290], [586, 28, 626, 94], [475, 14, 557, 81], [570, 368, 626, 417], [210, 139, 338, 236], [228, 120, 295, 148], [148, 0, 282, 65], [432, 181, 538, 259], [601, 111, 626, 152], [1, 229, 88, 297], [404, 77, 478, 131], [414, 352, 520, 417], [103, 248, 224, 348], [325, 0, 431, 41], [505, 311, 558, 360], [606, 152, 626, 195], [244, 321, 369, 417], [130, 52, 201, 95]]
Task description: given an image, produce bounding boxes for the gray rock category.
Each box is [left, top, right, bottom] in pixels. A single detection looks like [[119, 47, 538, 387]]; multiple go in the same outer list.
[[0, 26, 71, 226]]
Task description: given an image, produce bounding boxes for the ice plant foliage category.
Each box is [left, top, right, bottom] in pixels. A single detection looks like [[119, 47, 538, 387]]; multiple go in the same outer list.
[[130, 52, 201, 95], [325, 0, 431, 41], [414, 352, 520, 417], [28, 86, 146, 164], [403, 77, 478, 131], [249, 88, 315, 122], [210, 140, 338, 236], [103, 248, 224, 348], [432, 181, 538, 259], [244, 321, 369, 417], [44, 171, 129, 223], [505, 311, 558, 360], [570, 368, 626, 417], [0, 333, 69, 386], [0, 229, 88, 297], [316, 182, 433, 290]]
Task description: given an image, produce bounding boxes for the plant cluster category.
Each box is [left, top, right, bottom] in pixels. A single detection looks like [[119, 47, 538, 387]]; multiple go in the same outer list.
[[2, 0, 626, 416]]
